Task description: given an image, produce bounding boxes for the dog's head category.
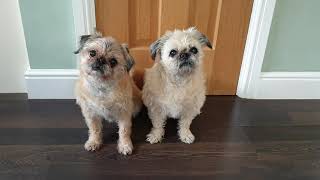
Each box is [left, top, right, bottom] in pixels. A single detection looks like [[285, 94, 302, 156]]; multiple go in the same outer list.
[[74, 32, 134, 81], [150, 27, 212, 75]]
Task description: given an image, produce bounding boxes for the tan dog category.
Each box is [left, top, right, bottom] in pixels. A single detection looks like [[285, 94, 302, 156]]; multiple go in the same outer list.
[[74, 33, 142, 155], [142, 27, 212, 144]]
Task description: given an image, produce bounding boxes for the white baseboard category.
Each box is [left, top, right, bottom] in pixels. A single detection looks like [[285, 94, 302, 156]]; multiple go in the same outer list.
[[25, 70, 320, 99], [25, 69, 79, 99], [253, 72, 320, 99]]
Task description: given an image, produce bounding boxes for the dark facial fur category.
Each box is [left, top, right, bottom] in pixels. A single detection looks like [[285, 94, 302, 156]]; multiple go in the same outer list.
[[169, 47, 199, 69]]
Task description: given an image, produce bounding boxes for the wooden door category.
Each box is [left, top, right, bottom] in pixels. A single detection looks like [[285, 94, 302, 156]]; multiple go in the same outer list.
[[95, 0, 253, 95]]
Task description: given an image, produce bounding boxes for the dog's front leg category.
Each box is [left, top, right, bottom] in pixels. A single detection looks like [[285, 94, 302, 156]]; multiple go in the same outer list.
[[84, 114, 103, 151], [146, 108, 167, 144], [117, 116, 133, 155], [178, 113, 196, 144]]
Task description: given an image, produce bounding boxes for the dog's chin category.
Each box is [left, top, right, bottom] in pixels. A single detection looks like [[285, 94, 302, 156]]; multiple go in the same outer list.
[[87, 68, 113, 80], [177, 61, 195, 75]]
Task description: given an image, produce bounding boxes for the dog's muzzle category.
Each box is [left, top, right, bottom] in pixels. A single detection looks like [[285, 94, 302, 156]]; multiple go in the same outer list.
[[179, 61, 194, 67], [178, 53, 194, 68], [91, 58, 106, 73], [179, 53, 190, 61]]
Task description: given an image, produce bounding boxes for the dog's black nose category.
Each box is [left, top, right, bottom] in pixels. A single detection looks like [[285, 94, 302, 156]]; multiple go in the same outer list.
[[179, 53, 190, 61], [97, 58, 107, 65]]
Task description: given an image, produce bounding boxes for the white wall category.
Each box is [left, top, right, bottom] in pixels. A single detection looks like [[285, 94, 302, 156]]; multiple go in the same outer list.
[[19, 0, 77, 69], [262, 0, 320, 72], [0, 0, 29, 93]]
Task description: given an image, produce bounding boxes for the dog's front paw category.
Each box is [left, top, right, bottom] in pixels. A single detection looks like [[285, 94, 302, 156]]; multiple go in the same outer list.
[[146, 128, 164, 144], [118, 140, 133, 155], [84, 140, 102, 151], [178, 129, 195, 144]]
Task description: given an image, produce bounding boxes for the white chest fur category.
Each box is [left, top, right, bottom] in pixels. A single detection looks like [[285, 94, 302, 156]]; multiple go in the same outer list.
[[162, 80, 205, 118]]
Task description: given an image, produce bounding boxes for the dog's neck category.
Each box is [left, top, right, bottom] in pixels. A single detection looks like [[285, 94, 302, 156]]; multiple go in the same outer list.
[[79, 69, 117, 96], [81, 71, 130, 98], [85, 77, 113, 96]]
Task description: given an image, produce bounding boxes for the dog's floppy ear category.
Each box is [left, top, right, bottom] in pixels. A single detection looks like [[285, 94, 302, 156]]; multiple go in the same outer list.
[[74, 32, 102, 54], [150, 39, 161, 60], [187, 27, 212, 49], [150, 31, 172, 60], [74, 35, 91, 54], [198, 33, 212, 49], [121, 44, 135, 72]]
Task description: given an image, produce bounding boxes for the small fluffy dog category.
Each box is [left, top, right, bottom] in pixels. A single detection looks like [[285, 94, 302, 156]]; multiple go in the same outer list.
[[142, 27, 212, 144], [74, 33, 142, 155]]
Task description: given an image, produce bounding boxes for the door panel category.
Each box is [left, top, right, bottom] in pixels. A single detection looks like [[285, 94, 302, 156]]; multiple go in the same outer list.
[[128, 0, 159, 47], [95, 0, 253, 95]]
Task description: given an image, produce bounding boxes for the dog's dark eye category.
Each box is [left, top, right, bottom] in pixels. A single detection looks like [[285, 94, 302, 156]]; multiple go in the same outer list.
[[109, 58, 118, 68], [190, 47, 198, 54], [169, 50, 177, 57], [89, 50, 96, 57]]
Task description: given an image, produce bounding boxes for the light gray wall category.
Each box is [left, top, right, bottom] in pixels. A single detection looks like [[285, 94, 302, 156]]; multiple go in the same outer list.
[[0, 0, 29, 93], [262, 0, 320, 72], [19, 0, 77, 69]]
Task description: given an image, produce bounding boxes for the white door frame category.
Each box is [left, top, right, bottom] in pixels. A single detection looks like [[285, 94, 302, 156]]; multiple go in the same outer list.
[[237, 0, 276, 98], [72, 0, 96, 64], [72, 0, 96, 41]]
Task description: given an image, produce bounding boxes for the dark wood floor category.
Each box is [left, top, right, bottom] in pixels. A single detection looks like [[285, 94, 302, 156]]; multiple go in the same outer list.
[[1, 95, 320, 180]]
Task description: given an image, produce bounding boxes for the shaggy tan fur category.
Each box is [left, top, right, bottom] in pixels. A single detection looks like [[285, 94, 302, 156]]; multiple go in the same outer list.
[[142, 27, 212, 144], [75, 34, 141, 155]]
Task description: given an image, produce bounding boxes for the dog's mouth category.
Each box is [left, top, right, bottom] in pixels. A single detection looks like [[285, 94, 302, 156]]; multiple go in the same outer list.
[[89, 62, 112, 80], [91, 64, 105, 74], [179, 61, 194, 69]]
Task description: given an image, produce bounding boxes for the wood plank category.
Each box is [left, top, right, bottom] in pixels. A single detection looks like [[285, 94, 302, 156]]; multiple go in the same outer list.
[[95, 0, 129, 42], [159, 0, 191, 34], [2, 97, 320, 128], [128, 0, 159, 47], [2, 125, 320, 145], [188, 0, 219, 42], [0, 93, 27, 100], [0, 100, 86, 128], [212, 0, 253, 95]]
